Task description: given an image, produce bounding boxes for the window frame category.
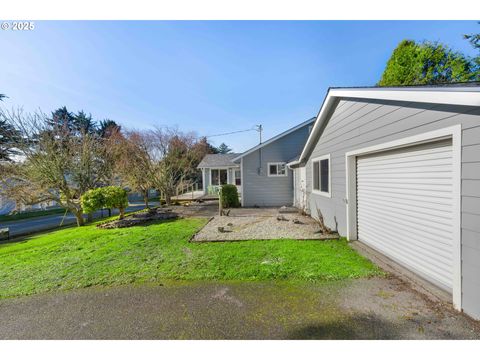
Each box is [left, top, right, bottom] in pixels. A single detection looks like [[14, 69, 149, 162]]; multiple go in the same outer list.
[[267, 162, 288, 177], [210, 168, 228, 186], [234, 169, 241, 186], [311, 154, 331, 197]]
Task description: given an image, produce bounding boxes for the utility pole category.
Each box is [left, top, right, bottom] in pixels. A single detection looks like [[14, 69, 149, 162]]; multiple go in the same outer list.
[[256, 124, 263, 144]]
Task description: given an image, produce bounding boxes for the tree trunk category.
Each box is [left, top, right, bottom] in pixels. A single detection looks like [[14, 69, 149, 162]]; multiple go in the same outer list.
[[165, 192, 172, 206], [73, 210, 84, 227], [143, 190, 149, 209], [119, 207, 125, 219], [87, 213, 93, 223], [108, 208, 111, 217]]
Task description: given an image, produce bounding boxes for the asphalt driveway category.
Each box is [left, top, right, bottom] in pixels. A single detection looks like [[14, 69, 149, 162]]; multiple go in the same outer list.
[[0, 278, 478, 339]]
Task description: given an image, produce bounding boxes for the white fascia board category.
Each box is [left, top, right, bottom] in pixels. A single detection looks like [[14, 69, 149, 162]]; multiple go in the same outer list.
[[329, 88, 480, 107]]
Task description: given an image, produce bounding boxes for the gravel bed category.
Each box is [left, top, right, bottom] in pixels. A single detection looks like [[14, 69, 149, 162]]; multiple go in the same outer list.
[[192, 213, 339, 242]]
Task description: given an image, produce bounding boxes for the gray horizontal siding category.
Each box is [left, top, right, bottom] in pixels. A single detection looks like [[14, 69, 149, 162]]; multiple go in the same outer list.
[[242, 124, 310, 207], [304, 98, 480, 320]]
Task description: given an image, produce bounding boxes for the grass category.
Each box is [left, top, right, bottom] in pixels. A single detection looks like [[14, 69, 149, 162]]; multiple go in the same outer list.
[[0, 208, 67, 222], [0, 218, 383, 299]]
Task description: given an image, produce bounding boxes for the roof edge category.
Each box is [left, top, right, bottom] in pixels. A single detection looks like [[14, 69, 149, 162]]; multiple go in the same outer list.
[[232, 117, 316, 162], [297, 86, 480, 165]]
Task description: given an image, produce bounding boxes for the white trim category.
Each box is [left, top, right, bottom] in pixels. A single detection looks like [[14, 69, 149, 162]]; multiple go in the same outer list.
[[201, 168, 206, 194], [330, 88, 480, 107], [232, 117, 316, 162], [267, 162, 288, 177], [199, 165, 240, 170], [298, 86, 480, 165], [344, 125, 462, 311], [209, 168, 229, 186], [240, 158, 245, 207], [311, 154, 331, 198]]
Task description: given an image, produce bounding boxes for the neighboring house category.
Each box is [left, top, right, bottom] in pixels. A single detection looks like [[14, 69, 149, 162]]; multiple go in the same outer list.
[[288, 84, 480, 320], [198, 153, 242, 196], [233, 118, 315, 207], [197, 118, 315, 206]]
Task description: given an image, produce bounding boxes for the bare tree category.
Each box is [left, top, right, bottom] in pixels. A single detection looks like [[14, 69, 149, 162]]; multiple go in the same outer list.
[[109, 130, 156, 208], [148, 127, 204, 205], [0, 108, 112, 226]]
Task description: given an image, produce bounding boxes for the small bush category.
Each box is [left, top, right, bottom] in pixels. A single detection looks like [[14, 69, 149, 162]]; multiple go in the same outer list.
[[81, 186, 129, 219], [220, 184, 240, 208], [81, 188, 105, 214]]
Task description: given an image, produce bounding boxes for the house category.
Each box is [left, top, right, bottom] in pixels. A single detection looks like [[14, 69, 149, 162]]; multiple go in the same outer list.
[[198, 153, 242, 196], [197, 117, 315, 206], [288, 84, 480, 320]]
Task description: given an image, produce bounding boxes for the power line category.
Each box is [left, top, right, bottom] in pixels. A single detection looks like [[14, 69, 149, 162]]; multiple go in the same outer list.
[[205, 127, 257, 138]]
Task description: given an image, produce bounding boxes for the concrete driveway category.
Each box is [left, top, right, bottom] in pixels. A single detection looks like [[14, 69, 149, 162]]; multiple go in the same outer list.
[[0, 278, 478, 339], [0, 202, 160, 238]]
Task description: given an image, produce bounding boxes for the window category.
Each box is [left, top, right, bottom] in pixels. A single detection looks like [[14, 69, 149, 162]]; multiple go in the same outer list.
[[268, 162, 287, 177], [235, 169, 241, 185], [312, 154, 330, 197], [211, 169, 228, 186]]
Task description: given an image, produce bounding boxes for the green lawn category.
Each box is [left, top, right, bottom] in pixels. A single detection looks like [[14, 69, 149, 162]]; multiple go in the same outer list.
[[0, 218, 382, 299]]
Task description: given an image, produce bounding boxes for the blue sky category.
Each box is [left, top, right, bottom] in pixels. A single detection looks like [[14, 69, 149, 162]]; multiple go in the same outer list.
[[1, 21, 478, 152]]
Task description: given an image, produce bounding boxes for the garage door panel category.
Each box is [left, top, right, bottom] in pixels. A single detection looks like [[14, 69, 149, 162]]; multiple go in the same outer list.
[[358, 225, 453, 272], [357, 139, 454, 292], [358, 197, 453, 226], [357, 211, 453, 252], [357, 152, 452, 168], [357, 193, 452, 217], [357, 210, 453, 249], [358, 227, 453, 287], [357, 144, 452, 163], [358, 188, 452, 207]]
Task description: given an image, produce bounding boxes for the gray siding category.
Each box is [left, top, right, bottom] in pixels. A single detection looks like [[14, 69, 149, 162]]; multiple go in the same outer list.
[[242, 125, 311, 207], [304, 98, 480, 319]]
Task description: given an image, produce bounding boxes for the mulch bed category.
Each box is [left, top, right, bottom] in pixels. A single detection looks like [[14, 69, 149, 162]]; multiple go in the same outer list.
[[97, 208, 179, 229]]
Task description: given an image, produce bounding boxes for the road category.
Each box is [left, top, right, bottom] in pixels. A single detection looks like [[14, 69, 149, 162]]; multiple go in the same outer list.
[[0, 202, 159, 238]]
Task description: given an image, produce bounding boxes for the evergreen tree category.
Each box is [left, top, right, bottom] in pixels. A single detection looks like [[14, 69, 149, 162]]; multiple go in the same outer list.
[[378, 40, 478, 86], [0, 94, 21, 162], [74, 110, 97, 135], [47, 106, 75, 131], [98, 119, 121, 138], [464, 23, 480, 69], [216, 142, 232, 154]]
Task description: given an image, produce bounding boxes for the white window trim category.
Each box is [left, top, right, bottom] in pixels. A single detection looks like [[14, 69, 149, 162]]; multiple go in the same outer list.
[[344, 125, 462, 311], [267, 162, 288, 177], [234, 169, 242, 185], [209, 168, 229, 186], [311, 154, 331, 198]]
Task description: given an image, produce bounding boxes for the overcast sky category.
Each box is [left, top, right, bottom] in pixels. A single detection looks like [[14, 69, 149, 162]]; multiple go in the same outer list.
[[1, 21, 478, 152]]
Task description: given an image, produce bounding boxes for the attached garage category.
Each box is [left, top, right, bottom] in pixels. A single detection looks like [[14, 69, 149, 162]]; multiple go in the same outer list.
[[289, 85, 479, 319], [356, 139, 454, 292]]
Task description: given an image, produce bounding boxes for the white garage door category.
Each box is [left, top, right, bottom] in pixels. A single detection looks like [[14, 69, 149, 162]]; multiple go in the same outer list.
[[356, 139, 454, 292]]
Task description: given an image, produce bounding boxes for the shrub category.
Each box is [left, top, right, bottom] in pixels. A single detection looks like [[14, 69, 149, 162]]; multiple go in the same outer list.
[[81, 188, 105, 215], [101, 186, 129, 219], [81, 186, 129, 219], [220, 184, 240, 208]]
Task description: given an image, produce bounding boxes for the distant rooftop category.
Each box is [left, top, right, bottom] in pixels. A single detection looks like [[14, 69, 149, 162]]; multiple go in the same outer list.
[[197, 153, 241, 168]]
